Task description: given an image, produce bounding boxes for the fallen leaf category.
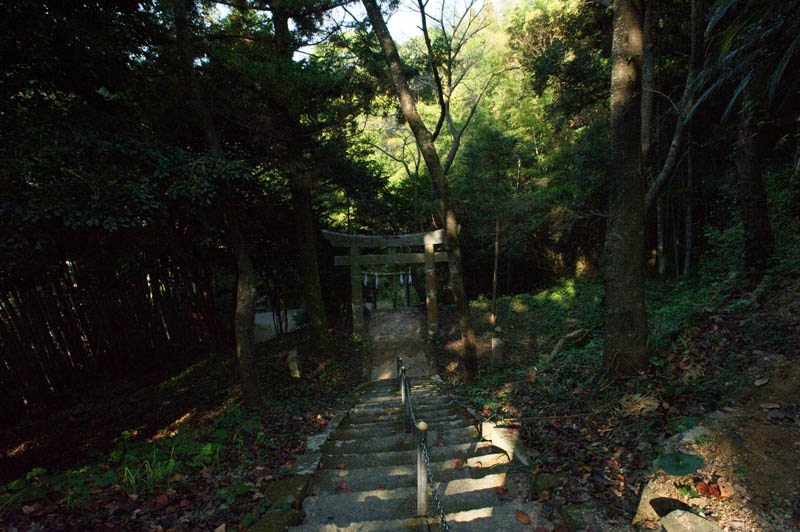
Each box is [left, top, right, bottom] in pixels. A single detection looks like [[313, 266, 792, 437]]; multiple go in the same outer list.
[[335, 481, 352, 493], [378, 484, 386, 490], [214, 525, 226, 532], [695, 481, 709, 496], [515, 509, 531, 524], [200, 466, 212, 479], [336, 462, 347, 469], [452, 459, 463, 470], [474, 461, 483, 470], [170, 473, 183, 482], [709, 484, 722, 498], [180, 499, 192, 509], [156, 494, 170, 507], [754, 377, 769, 387], [717, 478, 734, 499]]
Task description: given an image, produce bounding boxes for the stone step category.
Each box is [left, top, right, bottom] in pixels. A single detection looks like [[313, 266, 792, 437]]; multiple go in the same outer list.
[[287, 501, 554, 531], [350, 394, 451, 412], [356, 386, 440, 402], [437, 501, 553, 530], [333, 416, 474, 440], [346, 401, 460, 422], [288, 517, 430, 531], [310, 452, 510, 494], [324, 425, 480, 454], [298, 473, 517, 525], [338, 409, 467, 430], [319, 441, 499, 470]]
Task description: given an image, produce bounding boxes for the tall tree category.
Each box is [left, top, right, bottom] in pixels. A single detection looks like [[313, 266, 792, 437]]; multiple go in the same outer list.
[[362, 0, 479, 383], [268, 0, 331, 352], [602, 0, 648, 376], [172, 0, 263, 406]]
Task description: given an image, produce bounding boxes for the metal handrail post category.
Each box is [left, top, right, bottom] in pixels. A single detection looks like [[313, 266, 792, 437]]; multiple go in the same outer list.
[[400, 366, 407, 408], [397, 356, 403, 379], [404, 377, 413, 433], [416, 420, 429, 516]]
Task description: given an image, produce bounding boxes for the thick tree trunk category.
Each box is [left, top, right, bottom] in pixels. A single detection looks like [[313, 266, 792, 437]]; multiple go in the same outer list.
[[289, 164, 329, 351], [362, 0, 478, 383], [174, 0, 262, 406], [228, 214, 262, 404], [602, 0, 648, 377], [736, 109, 773, 275], [640, 0, 655, 171], [271, 4, 330, 353]]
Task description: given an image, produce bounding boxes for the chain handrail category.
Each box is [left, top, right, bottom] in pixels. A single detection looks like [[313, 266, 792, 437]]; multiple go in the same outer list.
[[397, 357, 450, 531]]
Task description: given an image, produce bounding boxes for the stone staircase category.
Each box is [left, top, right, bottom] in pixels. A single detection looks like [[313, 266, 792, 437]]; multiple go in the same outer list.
[[289, 378, 551, 531]]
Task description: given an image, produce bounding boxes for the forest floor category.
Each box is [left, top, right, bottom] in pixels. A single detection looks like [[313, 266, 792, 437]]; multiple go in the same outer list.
[[0, 330, 365, 531], [437, 271, 800, 530], [2, 270, 798, 531]]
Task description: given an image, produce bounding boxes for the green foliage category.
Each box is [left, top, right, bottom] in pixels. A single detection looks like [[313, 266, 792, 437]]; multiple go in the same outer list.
[[507, 0, 611, 118], [673, 416, 700, 433], [677, 484, 700, 498], [653, 452, 705, 476]]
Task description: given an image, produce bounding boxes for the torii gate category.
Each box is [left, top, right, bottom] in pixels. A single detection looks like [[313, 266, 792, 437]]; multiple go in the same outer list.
[[322, 228, 450, 336]]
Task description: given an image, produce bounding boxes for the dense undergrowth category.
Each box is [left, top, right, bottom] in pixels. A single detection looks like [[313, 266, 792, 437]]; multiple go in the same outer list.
[[0, 331, 365, 530]]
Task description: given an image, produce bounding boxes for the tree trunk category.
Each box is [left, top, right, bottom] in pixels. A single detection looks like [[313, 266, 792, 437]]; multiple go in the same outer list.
[[173, 0, 262, 406], [490, 218, 500, 328], [602, 0, 648, 377], [792, 139, 800, 215], [684, 131, 694, 275], [290, 164, 329, 351], [735, 108, 773, 275], [640, 0, 655, 171], [363, 0, 478, 383], [228, 213, 262, 404], [683, 0, 705, 275], [271, 4, 330, 353]]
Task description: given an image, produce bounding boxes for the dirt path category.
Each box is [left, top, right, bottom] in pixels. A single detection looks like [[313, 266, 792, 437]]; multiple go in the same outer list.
[[367, 308, 430, 380]]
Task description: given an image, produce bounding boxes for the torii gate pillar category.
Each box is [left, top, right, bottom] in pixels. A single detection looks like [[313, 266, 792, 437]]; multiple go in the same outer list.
[[322, 229, 450, 337]]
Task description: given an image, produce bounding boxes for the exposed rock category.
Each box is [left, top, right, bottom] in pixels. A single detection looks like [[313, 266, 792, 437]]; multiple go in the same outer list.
[[768, 410, 789, 421], [660, 509, 723, 532], [632, 474, 687, 526], [661, 426, 712, 454]]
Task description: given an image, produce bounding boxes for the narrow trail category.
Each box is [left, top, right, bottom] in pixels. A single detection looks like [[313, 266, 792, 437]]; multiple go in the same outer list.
[[288, 309, 551, 530]]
